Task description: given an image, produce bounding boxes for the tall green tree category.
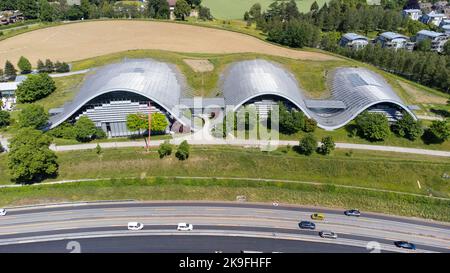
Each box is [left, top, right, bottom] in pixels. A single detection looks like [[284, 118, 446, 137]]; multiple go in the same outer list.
[[17, 104, 49, 129], [174, 0, 191, 21], [4, 60, 17, 81], [15, 73, 56, 103], [8, 128, 58, 183], [17, 56, 32, 74], [318, 136, 335, 155], [391, 113, 423, 140], [428, 120, 450, 142], [39, 0, 57, 22], [17, 0, 40, 19], [147, 0, 170, 19], [73, 116, 101, 142], [298, 133, 317, 156], [0, 110, 11, 128], [355, 112, 390, 141]]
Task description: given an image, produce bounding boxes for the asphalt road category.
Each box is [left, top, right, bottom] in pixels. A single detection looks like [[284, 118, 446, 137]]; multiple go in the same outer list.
[[0, 201, 449, 253], [0, 235, 368, 253]]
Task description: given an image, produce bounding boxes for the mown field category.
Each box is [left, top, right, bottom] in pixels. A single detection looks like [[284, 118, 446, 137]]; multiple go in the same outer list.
[[1, 146, 449, 198], [202, 0, 329, 19], [0, 177, 449, 222]]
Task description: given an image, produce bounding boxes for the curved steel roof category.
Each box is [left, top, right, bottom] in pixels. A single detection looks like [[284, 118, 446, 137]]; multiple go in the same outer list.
[[221, 60, 416, 130], [221, 59, 310, 114], [49, 59, 186, 128], [310, 67, 416, 130]]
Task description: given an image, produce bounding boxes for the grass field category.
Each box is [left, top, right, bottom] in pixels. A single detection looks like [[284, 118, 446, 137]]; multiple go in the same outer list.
[[0, 177, 449, 222], [1, 146, 449, 198], [202, 0, 329, 19]]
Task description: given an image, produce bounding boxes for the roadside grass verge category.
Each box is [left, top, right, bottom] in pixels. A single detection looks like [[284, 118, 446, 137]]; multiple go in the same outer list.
[[1, 146, 449, 197], [1, 177, 448, 222]]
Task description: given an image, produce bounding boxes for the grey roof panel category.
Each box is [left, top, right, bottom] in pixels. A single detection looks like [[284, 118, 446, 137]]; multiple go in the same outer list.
[[221, 60, 416, 130], [49, 59, 186, 128]]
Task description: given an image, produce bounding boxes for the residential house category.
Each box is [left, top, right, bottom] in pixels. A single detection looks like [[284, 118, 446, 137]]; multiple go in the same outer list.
[[416, 29, 449, 53], [420, 11, 447, 26], [402, 9, 422, 20], [339, 33, 369, 50], [376, 32, 413, 50]]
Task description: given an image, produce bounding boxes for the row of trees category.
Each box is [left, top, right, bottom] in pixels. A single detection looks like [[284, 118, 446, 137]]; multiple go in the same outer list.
[[297, 134, 336, 156], [1, 57, 69, 82], [3, 0, 212, 22], [354, 111, 450, 144], [323, 44, 450, 93]]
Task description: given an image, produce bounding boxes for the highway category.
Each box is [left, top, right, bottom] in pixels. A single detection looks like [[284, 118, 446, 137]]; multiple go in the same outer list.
[[0, 201, 448, 253]]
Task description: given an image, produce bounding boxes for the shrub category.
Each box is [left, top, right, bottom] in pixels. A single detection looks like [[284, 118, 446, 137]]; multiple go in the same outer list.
[[74, 116, 101, 142], [298, 133, 317, 156], [158, 140, 173, 158], [175, 140, 190, 160]]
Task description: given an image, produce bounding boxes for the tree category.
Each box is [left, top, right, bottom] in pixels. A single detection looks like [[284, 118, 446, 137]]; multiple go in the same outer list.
[[444, 41, 450, 56], [4, 60, 17, 81], [80, 0, 91, 19], [198, 5, 212, 20], [66, 5, 84, 20], [186, 0, 201, 7], [174, 0, 191, 21], [298, 133, 317, 156], [277, 103, 304, 135], [310, 1, 319, 13], [17, 56, 32, 74], [147, 0, 170, 19], [303, 118, 317, 132], [15, 73, 56, 103], [318, 136, 335, 155], [391, 113, 423, 140], [39, 0, 57, 22], [18, 104, 49, 129], [416, 39, 431, 52], [8, 128, 58, 183], [37, 59, 45, 73], [74, 116, 100, 142], [249, 3, 262, 20], [126, 112, 168, 134], [355, 112, 390, 141], [17, 0, 39, 19], [428, 120, 450, 142], [158, 140, 173, 158], [55, 61, 70, 73], [0, 110, 11, 128], [175, 140, 190, 160], [44, 59, 54, 73]]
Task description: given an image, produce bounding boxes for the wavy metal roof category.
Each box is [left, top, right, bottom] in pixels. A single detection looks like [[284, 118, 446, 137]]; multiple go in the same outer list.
[[221, 60, 416, 130], [221, 59, 309, 113], [310, 67, 416, 130], [49, 59, 186, 129]]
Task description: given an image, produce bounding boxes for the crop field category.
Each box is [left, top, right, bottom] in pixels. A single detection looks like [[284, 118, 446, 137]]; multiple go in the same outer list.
[[202, 0, 329, 19], [0, 20, 336, 65]]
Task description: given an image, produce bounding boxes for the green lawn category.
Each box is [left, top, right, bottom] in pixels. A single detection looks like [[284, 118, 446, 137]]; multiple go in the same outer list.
[[1, 146, 449, 198], [0, 177, 449, 222], [202, 0, 329, 19]]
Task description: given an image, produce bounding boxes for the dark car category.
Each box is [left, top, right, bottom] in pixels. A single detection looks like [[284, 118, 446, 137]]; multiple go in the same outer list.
[[344, 209, 361, 217], [299, 221, 316, 230], [394, 241, 416, 250]]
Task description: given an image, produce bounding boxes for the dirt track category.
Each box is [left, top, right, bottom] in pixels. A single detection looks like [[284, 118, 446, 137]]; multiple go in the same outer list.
[[0, 20, 337, 65]]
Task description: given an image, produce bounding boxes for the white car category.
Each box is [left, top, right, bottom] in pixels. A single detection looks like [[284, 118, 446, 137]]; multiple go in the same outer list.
[[127, 222, 144, 231], [177, 223, 193, 231], [319, 231, 338, 239], [0, 209, 6, 216]]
